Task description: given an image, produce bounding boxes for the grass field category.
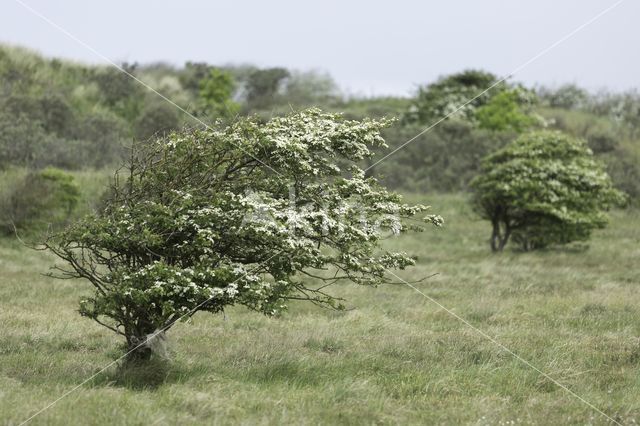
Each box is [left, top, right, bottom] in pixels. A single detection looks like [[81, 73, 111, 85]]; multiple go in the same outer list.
[[1, 193, 639, 425]]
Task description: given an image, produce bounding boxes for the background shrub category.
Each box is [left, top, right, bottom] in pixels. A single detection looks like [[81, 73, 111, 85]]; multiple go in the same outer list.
[[0, 167, 81, 234], [470, 131, 625, 251]]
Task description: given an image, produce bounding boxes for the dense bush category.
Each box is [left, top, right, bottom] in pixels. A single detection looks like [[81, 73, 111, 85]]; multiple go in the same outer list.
[[405, 69, 504, 124], [0, 167, 80, 234], [0, 112, 48, 168], [178, 61, 214, 96], [0, 108, 129, 170], [475, 88, 540, 132], [73, 109, 130, 168], [0, 47, 136, 170], [134, 102, 180, 141], [93, 64, 143, 118], [3, 93, 75, 138], [538, 84, 590, 110], [470, 131, 625, 251], [244, 67, 290, 111], [196, 68, 239, 119], [604, 147, 640, 202]]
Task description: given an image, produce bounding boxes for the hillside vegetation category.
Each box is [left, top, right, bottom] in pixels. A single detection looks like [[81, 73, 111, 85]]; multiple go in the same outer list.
[[1, 44, 640, 197]]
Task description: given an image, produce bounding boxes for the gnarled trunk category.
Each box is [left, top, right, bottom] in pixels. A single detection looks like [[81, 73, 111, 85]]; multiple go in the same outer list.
[[125, 333, 154, 361], [124, 318, 161, 361]]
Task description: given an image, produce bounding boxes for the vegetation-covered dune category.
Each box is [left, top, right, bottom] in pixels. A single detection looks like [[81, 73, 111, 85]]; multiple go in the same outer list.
[[2, 43, 640, 424]]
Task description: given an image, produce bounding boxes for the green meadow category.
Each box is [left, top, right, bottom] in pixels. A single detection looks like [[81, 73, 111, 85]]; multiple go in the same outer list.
[[2, 191, 639, 425]]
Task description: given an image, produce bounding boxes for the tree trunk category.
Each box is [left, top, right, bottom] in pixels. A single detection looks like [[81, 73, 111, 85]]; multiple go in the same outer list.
[[499, 223, 511, 251], [126, 343, 153, 361], [490, 219, 500, 252], [491, 218, 511, 252], [124, 333, 152, 361], [124, 321, 158, 362]]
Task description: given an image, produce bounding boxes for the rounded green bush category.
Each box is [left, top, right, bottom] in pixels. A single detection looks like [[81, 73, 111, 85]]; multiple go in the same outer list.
[[471, 130, 626, 251]]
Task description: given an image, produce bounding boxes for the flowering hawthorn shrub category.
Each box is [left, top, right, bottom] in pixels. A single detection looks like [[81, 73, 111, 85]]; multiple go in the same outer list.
[[46, 109, 442, 359], [470, 130, 625, 252]]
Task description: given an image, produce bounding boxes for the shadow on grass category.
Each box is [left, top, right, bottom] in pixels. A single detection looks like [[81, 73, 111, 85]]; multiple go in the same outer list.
[[509, 242, 590, 254]]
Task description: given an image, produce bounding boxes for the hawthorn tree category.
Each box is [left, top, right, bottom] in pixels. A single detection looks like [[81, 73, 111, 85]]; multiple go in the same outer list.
[[470, 130, 625, 252], [46, 109, 442, 360]]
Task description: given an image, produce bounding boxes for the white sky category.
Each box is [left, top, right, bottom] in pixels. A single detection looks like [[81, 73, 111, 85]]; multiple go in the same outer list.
[[1, 0, 638, 97]]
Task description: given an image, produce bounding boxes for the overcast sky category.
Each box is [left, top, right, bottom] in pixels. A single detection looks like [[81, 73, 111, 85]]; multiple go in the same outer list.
[[1, 0, 638, 97]]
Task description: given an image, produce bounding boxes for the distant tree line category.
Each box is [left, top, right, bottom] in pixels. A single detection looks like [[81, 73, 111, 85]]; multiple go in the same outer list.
[[1, 45, 640, 203]]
